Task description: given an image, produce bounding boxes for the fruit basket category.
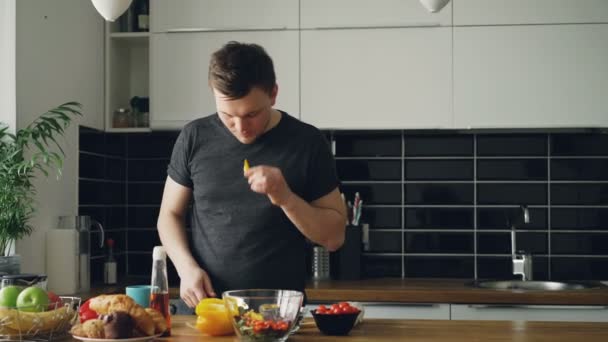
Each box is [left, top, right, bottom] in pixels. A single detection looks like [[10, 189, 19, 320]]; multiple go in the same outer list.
[[0, 296, 81, 341]]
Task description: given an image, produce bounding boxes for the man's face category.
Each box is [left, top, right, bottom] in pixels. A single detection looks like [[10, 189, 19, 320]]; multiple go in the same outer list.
[[214, 86, 277, 144]]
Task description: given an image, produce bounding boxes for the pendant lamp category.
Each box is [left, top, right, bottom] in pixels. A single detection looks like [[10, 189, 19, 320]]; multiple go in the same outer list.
[[419, 0, 450, 13], [90, 0, 133, 21]]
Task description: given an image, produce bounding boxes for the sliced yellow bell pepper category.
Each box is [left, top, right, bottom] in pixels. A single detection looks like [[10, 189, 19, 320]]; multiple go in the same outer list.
[[194, 298, 234, 336], [243, 159, 250, 172]]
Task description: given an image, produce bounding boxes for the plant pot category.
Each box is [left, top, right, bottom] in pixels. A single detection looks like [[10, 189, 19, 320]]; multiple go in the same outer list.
[[0, 255, 21, 276]]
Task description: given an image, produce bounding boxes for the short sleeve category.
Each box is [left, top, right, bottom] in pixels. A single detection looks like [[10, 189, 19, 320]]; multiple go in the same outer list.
[[167, 128, 194, 188], [304, 132, 339, 202]]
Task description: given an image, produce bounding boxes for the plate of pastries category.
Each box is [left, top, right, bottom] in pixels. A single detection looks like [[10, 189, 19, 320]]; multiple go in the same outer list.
[[70, 294, 167, 342]]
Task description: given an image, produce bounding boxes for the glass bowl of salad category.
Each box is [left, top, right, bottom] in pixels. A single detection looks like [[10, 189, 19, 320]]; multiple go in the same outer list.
[[222, 289, 303, 342]]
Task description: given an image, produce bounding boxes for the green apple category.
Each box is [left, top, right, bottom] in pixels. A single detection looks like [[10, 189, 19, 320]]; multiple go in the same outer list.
[[16, 286, 49, 312], [0, 285, 22, 308]]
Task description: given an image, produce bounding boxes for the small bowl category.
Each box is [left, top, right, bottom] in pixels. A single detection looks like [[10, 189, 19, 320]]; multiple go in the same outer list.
[[310, 310, 359, 336]]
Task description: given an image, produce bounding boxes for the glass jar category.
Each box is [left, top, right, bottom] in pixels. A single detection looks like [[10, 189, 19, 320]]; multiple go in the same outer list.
[[113, 108, 132, 128]]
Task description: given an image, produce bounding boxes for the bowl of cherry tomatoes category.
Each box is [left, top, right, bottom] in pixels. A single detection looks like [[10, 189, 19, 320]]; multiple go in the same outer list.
[[310, 302, 361, 336]]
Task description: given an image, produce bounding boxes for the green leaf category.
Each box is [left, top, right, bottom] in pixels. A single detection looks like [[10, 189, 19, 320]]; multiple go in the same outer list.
[[0, 101, 82, 255]]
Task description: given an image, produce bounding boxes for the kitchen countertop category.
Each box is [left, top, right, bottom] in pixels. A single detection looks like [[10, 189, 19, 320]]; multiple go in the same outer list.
[[305, 278, 608, 305], [84, 278, 608, 306], [69, 315, 608, 341]]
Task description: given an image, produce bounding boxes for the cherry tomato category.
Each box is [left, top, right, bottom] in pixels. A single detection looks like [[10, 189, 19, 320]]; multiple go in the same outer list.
[[338, 302, 350, 309]]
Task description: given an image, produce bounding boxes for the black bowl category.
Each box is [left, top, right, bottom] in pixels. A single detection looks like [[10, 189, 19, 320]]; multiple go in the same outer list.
[[310, 310, 358, 336]]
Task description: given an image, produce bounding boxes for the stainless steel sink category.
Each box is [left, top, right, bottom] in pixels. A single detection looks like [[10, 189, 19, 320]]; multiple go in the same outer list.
[[468, 280, 607, 291]]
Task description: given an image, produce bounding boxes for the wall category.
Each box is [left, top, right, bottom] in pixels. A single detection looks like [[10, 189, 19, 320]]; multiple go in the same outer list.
[[0, 0, 15, 132], [79, 128, 608, 284], [16, 0, 104, 273]]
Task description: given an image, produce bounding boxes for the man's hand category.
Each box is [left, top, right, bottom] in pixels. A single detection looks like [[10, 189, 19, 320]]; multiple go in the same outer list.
[[179, 266, 216, 308], [244, 165, 294, 206]]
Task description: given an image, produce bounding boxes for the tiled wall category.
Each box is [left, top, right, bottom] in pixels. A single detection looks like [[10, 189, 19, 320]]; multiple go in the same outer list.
[[79, 126, 608, 284], [79, 127, 180, 285]]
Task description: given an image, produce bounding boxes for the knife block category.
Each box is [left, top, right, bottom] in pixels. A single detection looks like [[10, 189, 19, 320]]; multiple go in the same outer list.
[[331, 225, 362, 280]]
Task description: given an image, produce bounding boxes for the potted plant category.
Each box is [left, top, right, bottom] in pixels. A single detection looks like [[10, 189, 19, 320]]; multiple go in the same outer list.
[[0, 102, 82, 273]]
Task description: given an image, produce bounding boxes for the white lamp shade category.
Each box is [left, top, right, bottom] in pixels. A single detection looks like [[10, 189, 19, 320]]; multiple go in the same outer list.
[[419, 0, 450, 13], [90, 0, 133, 22]]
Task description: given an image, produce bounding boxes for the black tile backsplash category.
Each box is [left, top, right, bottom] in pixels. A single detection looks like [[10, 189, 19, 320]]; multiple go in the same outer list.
[[341, 184, 401, 205], [477, 232, 548, 255], [551, 159, 608, 181], [404, 160, 473, 180], [362, 255, 401, 278], [80, 127, 608, 282], [551, 208, 608, 230], [405, 208, 473, 229], [369, 231, 402, 253], [477, 134, 547, 156], [551, 134, 608, 156], [363, 207, 402, 229], [337, 160, 401, 181], [405, 232, 474, 254], [404, 135, 473, 156], [477, 183, 547, 205], [405, 183, 473, 205], [404, 256, 473, 278], [334, 132, 401, 157], [477, 208, 547, 230], [477, 159, 547, 180], [552, 184, 608, 205]]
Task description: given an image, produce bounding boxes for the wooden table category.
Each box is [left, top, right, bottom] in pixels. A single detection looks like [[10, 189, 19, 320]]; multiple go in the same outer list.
[[71, 315, 608, 341]]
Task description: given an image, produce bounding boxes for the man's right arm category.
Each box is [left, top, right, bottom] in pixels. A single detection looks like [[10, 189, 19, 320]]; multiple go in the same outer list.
[[157, 176, 216, 307]]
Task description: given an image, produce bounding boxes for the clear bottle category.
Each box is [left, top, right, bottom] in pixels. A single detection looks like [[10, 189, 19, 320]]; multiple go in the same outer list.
[[104, 239, 117, 285], [150, 246, 171, 336]]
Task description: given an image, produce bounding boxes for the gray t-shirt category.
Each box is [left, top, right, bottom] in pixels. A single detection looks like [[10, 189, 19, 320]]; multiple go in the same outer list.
[[167, 112, 338, 295]]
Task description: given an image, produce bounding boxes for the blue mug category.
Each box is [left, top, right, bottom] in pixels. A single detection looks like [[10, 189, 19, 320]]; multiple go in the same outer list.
[[126, 285, 151, 308]]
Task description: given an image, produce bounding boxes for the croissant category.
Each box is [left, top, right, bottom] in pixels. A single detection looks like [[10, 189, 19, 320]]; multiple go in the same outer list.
[[145, 308, 168, 334], [71, 319, 105, 338], [89, 294, 155, 336]]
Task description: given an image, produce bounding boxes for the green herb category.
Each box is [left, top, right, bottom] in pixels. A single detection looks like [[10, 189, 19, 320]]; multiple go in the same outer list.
[[0, 102, 82, 255]]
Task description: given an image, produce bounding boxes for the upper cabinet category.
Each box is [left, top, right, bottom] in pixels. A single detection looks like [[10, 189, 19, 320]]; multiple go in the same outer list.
[[301, 0, 452, 28], [301, 27, 452, 129], [150, 31, 299, 129], [454, 0, 608, 25], [150, 0, 299, 32], [454, 24, 608, 128]]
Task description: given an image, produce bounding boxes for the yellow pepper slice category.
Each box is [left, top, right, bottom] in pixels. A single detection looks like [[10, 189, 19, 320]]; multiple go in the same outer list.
[[243, 159, 250, 172], [194, 298, 234, 336]]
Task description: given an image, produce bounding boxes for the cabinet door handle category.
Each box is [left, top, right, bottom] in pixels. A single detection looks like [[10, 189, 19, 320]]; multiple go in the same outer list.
[[308, 23, 441, 30], [166, 27, 288, 33], [468, 304, 608, 310]]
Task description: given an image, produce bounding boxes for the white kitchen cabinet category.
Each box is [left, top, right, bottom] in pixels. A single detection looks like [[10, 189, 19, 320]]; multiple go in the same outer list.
[[454, 24, 608, 129], [305, 303, 450, 320], [104, 8, 151, 132], [150, 31, 299, 129], [150, 0, 298, 32], [301, 28, 452, 129], [300, 0, 451, 29], [453, 0, 608, 26], [451, 304, 608, 322]]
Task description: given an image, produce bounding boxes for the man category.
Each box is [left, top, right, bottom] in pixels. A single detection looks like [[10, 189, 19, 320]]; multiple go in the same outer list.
[[157, 41, 347, 308]]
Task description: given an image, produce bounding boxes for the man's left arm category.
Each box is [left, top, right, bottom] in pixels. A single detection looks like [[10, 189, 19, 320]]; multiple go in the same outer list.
[[245, 166, 347, 251]]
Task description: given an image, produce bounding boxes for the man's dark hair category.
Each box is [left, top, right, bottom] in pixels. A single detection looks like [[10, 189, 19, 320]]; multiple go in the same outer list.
[[208, 41, 276, 99]]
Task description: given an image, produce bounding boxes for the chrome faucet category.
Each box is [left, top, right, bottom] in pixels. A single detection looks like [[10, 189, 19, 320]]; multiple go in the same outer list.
[[512, 205, 533, 281]]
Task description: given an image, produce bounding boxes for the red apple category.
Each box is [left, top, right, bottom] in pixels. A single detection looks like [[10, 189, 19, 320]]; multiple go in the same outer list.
[[47, 291, 61, 310]]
